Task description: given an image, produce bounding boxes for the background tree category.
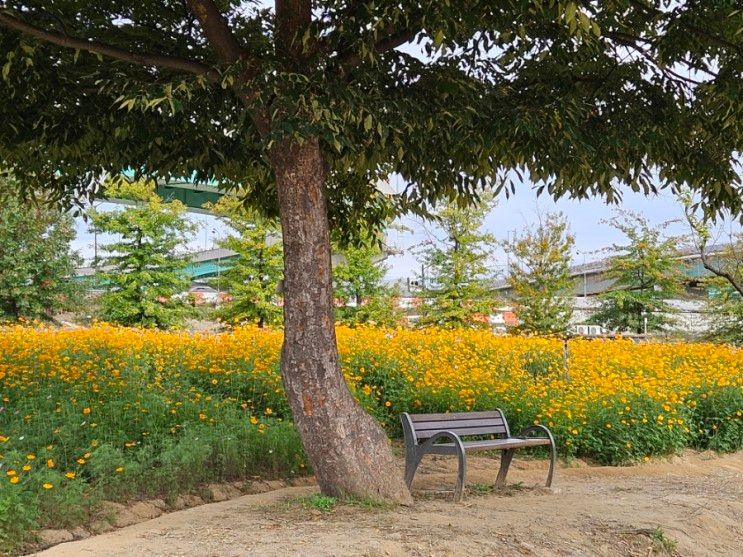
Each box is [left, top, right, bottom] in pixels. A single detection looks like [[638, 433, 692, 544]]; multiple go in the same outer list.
[[0, 179, 80, 321], [591, 212, 682, 334], [210, 196, 284, 328], [416, 196, 498, 328], [0, 1, 741, 501], [333, 241, 401, 327], [504, 212, 575, 335], [682, 194, 743, 344], [90, 180, 195, 329]]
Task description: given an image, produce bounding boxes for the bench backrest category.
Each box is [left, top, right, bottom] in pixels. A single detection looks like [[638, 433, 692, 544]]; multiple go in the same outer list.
[[402, 410, 510, 442]]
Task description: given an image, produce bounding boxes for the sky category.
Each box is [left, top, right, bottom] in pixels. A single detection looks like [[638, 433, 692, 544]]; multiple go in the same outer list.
[[73, 180, 719, 281]]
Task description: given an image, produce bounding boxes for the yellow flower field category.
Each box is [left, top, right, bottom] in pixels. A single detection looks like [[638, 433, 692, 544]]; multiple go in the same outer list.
[[0, 324, 741, 550]]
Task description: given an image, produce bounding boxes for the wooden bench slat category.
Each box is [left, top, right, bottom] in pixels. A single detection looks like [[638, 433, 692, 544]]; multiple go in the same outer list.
[[410, 411, 503, 422], [415, 425, 509, 438], [461, 438, 551, 450], [412, 417, 505, 430]]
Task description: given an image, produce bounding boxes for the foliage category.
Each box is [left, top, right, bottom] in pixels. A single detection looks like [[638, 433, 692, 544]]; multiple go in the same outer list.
[[0, 324, 307, 553], [591, 212, 683, 334], [209, 196, 284, 328], [504, 212, 576, 335], [2, 324, 740, 488], [1, 322, 741, 545], [89, 180, 195, 329], [681, 193, 743, 344], [705, 278, 743, 345], [650, 528, 678, 555], [333, 240, 402, 327], [0, 180, 81, 321], [0, 2, 740, 226], [304, 494, 337, 512], [415, 196, 499, 329]]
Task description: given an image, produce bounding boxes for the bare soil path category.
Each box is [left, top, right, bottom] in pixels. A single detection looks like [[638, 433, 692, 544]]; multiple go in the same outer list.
[[33, 451, 743, 557]]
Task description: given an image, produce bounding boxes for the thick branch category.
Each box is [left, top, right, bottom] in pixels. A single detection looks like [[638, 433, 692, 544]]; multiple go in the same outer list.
[[699, 248, 743, 297], [275, 0, 312, 61], [340, 27, 417, 68], [334, 27, 417, 70], [185, 0, 246, 64], [0, 12, 216, 78]]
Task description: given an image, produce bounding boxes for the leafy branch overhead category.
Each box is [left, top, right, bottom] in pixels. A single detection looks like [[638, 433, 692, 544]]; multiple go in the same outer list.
[[0, 1, 741, 228]]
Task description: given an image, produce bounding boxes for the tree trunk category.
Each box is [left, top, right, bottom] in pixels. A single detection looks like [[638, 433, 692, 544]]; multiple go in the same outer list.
[[272, 137, 412, 504]]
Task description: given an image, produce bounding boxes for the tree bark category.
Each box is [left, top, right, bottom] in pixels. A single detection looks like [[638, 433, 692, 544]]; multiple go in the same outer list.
[[272, 137, 412, 504]]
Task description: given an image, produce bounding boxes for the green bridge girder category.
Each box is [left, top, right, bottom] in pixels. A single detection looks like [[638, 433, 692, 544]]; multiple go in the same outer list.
[[153, 181, 223, 212]]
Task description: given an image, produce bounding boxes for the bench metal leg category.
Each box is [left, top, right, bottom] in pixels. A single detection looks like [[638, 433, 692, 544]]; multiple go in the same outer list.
[[546, 439, 556, 488], [495, 449, 515, 487], [453, 444, 466, 502], [404, 450, 423, 490]]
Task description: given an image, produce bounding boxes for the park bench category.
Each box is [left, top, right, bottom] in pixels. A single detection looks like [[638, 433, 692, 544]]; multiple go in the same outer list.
[[400, 410, 556, 501]]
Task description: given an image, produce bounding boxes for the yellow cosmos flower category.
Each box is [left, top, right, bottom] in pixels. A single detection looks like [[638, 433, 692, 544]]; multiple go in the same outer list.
[[43, 483, 53, 490]]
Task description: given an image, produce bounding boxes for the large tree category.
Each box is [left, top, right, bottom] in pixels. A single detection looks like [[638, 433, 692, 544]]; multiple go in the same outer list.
[[504, 212, 576, 335], [0, 1, 741, 501]]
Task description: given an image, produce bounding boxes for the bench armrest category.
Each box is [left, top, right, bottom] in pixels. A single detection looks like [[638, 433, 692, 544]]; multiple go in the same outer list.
[[516, 424, 555, 446], [420, 430, 466, 451]]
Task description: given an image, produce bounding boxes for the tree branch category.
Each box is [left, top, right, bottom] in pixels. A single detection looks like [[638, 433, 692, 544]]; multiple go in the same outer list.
[[699, 246, 743, 297], [185, 0, 246, 64], [337, 27, 417, 68], [275, 0, 313, 61], [0, 12, 217, 79]]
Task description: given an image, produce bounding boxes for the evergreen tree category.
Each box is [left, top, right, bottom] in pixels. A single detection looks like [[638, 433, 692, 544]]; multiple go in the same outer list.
[[210, 197, 284, 328], [504, 212, 575, 335], [416, 197, 498, 329], [333, 241, 401, 327], [0, 179, 80, 321], [591, 212, 682, 334], [89, 180, 195, 329]]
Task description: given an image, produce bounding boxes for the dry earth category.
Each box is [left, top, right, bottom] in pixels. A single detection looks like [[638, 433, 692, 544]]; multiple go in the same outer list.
[[32, 451, 743, 557]]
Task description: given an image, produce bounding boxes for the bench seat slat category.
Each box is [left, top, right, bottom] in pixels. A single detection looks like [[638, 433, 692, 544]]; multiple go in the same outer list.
[[410, 411, 503, 422], [440, 438, 550, 450], [415, 425, 508, 438], [412, 418, 505, 430]]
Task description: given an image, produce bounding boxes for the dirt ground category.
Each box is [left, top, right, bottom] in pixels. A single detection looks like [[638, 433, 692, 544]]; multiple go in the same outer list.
[[32, 450, 743, 557]]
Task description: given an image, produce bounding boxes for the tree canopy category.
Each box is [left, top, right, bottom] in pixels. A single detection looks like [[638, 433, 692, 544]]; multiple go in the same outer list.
[[1, 1, 741, 228]]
